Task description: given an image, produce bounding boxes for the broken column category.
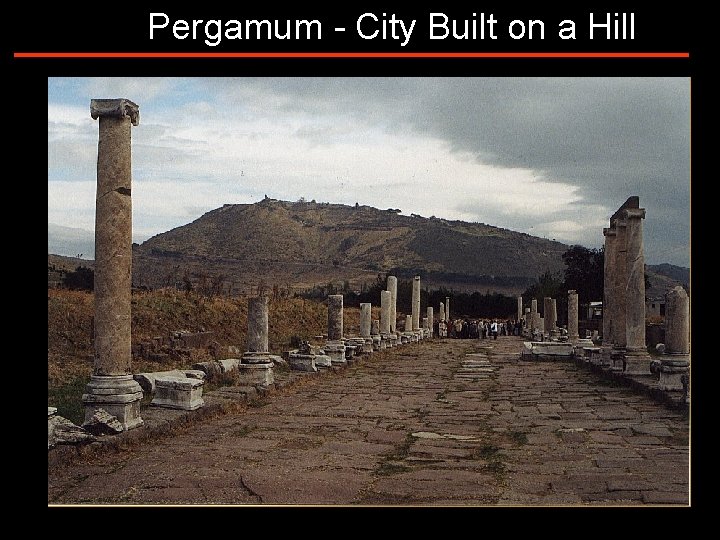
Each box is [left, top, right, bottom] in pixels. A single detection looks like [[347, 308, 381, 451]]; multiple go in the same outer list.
[[325, 294, 347, 364], [403, 315, 415, 342], [659, 286, 690, 390], [370, 319, 383, 350], [411, 276, 421, 331], [622, 207, 651, 374], [612, 218, 628, 369], [387, 275, 398, 334], [439, 302, 445, 323], [530, 298, 539, 335], [543, 297, 553, 335], [240, 296, 276, 386], [517, 296, 523, 322], [380, 290, 392, 347], [568, 290, 579, 342], [427, 307, 434, 338], [360, 302, 373, 353], [446, 297, 451, 322], [602, 227, 616, 346], [82, 98, 143, 431]]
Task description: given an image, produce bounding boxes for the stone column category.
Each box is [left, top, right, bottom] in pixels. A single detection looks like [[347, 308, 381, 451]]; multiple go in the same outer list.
[[370, 319, 381, 350], [531, 299, 538, 331], [411, 276, 421, 330], [612, 219, 628, 359], [543, 297, 553, 334], [446, 297, 451, 322], [602, 227, 616, 345], [246, 296, 269, 353], [427, 307, 434, 338], [550, 298, 558, 337], [326, 294, 346, 364], [387, 275, 398, 333], [659, 286, 690, 390], [380, 290, 392, 335], [82, 99, 143, 431], [517, 296, 523, 322], [439, 302, 445, 323], [622, 208, 650, 374], [568, 290, 579, 341], [405, 315, 413, 332], [360, 303, 372, 338], [524, 307, 531, 335], [241, 296, 275, 385]]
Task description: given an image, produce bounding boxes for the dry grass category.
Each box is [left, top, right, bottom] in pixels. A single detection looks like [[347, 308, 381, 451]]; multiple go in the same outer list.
[[48, 288, 367, 389]]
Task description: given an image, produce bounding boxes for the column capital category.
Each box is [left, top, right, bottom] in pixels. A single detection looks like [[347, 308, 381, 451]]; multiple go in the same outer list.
[[623, 207, 646, 220], [91, 98, 140, 126]]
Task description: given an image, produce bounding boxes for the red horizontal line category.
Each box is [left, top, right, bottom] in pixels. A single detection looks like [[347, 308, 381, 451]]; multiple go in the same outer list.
[[14, 51, 689, 59]]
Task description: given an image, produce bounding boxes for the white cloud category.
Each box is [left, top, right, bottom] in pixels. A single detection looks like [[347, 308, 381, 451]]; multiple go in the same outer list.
[[48, 77, 690, 266]]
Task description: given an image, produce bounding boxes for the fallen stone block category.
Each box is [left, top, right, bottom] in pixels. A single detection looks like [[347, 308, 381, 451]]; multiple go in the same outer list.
[[48, 414, 96, 449], [134, 369, 187, 393], [192, 360, 224, 379], [83, 408, 125, 436], [151, 376, 205, 410], [218, 358, 240, 373]]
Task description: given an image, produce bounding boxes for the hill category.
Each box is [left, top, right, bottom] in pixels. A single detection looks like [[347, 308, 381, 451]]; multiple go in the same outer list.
[[132, 198, 571, 295], [646, 263, 690, 299]]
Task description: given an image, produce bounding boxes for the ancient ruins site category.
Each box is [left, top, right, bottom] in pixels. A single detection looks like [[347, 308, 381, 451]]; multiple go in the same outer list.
[[48, 97, 690, 507]]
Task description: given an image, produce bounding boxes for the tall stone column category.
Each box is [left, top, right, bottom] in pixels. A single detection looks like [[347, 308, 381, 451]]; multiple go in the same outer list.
[[659, 286, 690, 390], [602, 227, 616, 345], [612, 219, 628, 355], [543, 297, 553, 334], [360, 303, 372, 338], [568, 290, 579, 341], [326, 294, 346, 364], [517, 296, 523, 322], [622, 208, 650, 374], [241, 296, 275, 385], [412, 276, 421, 330], [531, 299, 538, 331], [380, 290, 392, 335], [427, 307, 434, 338], [439, 302, 445, 323], [83, 99, 143, 431], [551, 299, 558, 330], [446, 297, 451, 322], [246, 296, 269, 353], [387, 275, 398, 333]]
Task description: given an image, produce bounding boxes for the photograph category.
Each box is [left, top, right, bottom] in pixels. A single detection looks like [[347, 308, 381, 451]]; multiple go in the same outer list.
[[36, 7, 696, 508]]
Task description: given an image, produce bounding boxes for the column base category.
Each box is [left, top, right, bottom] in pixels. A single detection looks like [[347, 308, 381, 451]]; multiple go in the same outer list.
[[658, 355, 690, 391], [623, 348, 652, 375], [82, 375, 144, 431], [288, 353, 318, 372], [371, 335, 381, 351], [324, 341, 347, 365], [237, 362, 274, 386]]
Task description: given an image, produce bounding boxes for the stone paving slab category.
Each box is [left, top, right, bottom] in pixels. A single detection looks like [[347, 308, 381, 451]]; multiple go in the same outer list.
[[48, 337, 690, 506]]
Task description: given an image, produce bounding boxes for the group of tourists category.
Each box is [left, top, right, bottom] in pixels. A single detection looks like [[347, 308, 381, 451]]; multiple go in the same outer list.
[[436, 318, 522, 339]]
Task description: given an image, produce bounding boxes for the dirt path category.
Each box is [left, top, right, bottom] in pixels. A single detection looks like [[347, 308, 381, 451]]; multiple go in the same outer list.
[[48, 336, 689, 506]]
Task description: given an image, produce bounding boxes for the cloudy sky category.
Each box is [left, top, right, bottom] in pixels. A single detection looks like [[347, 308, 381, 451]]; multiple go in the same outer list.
[[48, 77, 689, 267]]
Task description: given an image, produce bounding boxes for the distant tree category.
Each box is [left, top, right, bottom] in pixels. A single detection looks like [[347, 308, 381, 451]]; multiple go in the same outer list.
[[562, 245, 604, 305], [64, 266, 94, 290]]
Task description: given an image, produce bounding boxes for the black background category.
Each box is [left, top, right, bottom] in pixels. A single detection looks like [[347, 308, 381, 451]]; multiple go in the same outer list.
[[25, 3, 703, 517]]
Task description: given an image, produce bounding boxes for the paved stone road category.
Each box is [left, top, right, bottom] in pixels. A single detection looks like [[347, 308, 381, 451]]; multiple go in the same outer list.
[[48, 337, 689, 506]]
